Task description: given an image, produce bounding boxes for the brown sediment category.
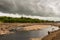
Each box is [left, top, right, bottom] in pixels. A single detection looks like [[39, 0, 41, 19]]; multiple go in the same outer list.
[[42, 29, 60, 40], [23, 25, 50, 31], [30, 37, 42, 40]]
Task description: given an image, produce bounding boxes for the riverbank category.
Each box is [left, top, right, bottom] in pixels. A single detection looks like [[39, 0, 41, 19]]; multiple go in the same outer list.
[[0, 23, 51, 35], [42, 29, 60, 40]]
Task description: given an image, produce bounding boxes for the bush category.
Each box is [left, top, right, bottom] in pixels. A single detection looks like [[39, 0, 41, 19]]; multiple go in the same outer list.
[[0, 16, 54, 23]]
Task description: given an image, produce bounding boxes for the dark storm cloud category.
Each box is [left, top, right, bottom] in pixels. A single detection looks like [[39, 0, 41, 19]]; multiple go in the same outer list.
[[0, 0, 60, 17]]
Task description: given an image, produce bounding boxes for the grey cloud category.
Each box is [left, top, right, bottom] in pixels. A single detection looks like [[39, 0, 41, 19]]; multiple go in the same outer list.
[[0, 0, 60, 17]]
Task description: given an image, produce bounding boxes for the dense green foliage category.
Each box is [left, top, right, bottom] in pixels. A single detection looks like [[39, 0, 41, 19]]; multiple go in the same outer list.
[[0, 16, 54, 23]]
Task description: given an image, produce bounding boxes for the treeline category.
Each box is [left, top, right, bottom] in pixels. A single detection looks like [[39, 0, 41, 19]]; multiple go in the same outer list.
[[0, 16, 54, 23]]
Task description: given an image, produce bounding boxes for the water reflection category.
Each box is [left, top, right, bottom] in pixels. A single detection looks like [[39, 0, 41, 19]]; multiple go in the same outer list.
[[0, 26, 59, 40]]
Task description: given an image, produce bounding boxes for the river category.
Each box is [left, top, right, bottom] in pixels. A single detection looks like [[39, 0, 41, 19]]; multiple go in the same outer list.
[[0, 26, 59, 40]]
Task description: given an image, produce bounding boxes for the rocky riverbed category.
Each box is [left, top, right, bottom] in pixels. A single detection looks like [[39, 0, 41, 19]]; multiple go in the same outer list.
[[0, 23, 51, 35]]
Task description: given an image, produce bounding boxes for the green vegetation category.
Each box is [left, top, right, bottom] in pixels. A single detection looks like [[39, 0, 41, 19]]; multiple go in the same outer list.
[[0, 16, 54, 23]]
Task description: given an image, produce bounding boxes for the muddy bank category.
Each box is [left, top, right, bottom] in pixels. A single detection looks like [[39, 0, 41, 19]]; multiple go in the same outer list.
[[42, 29, 60, 40], [0, 23, 60, 28]]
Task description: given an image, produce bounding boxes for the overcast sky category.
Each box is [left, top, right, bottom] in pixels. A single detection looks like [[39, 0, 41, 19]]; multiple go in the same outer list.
[[0, 0, 60, 21]]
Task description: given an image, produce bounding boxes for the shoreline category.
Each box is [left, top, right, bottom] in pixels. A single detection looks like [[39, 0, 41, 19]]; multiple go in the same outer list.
[[42, 29, 60, 40]]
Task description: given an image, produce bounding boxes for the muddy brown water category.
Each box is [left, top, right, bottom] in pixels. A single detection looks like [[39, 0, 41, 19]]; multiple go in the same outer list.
[[0, 26, 59, 40]]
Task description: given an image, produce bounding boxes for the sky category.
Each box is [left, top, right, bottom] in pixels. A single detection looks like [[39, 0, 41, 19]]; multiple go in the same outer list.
[[0, 0, 60, 21]]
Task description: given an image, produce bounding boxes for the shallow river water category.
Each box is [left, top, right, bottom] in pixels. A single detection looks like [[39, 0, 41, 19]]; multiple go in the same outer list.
[[0, 26, 59, 40]]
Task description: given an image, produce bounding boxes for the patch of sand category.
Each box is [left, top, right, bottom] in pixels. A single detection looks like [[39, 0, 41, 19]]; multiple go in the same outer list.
[[23, 25, 50, 31], [30, 38, 42, 40]]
